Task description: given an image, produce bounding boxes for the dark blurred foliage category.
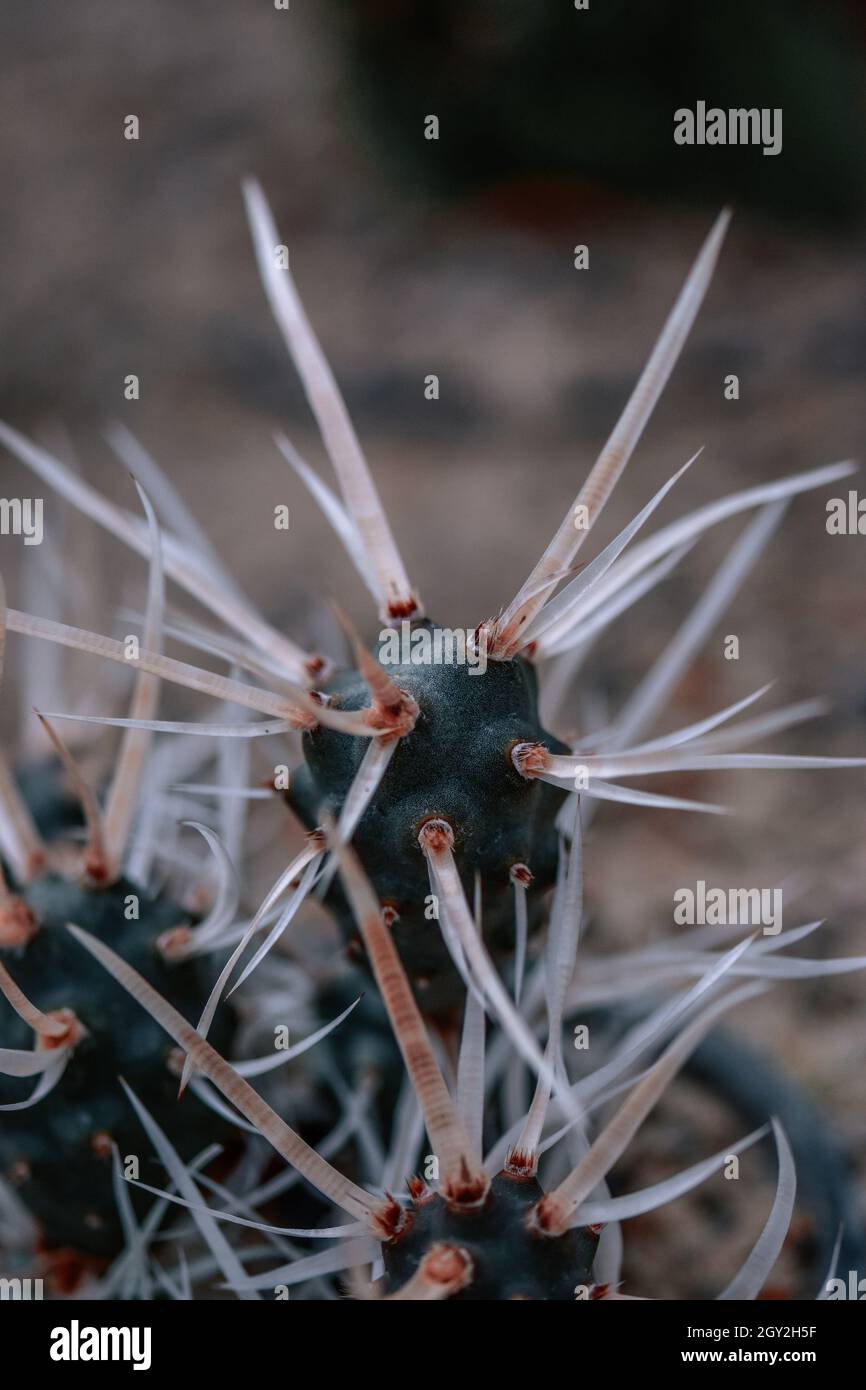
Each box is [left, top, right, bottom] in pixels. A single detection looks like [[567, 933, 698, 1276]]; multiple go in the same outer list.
[[337, 0, 866, 224]]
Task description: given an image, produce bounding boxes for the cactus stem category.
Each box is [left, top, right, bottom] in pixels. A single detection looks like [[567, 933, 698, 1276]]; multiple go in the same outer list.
[[102, 479, 164, 875], [65, 922, 379, 1222], [484, 211, 731, 659], [242, 178, 423, 625], [0, 417, 319, 685], [534, 983, 763, 1235], [33, 711, 112, 887], [0, 591, 47, 879], [328, 824, 485, 1194], [421, 825, 558, 1090], [0, 958, 65, 1037]]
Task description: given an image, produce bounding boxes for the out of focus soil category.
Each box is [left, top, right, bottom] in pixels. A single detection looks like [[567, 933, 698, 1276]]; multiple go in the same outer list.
[[0, 2, 863, 1299]]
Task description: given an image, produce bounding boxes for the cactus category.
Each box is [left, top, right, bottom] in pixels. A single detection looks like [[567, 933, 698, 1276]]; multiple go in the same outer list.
[[1, 186, 863, 1299], [0, 868, 233, 1258], [287, 622, 568, 1011], [381, 1172, 600, 1301], [0, 513, 237, 1264]]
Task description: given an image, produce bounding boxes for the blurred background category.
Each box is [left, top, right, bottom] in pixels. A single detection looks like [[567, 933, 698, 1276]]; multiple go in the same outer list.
[[0, 0, 864, 1296]]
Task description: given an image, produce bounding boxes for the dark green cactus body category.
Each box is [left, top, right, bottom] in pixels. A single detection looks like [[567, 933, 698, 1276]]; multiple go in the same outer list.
[[287, 622, 568, 1012], [383, 1171, 599, 1300], [0, 874, 233, 1257], [15, 761, 83, 842]]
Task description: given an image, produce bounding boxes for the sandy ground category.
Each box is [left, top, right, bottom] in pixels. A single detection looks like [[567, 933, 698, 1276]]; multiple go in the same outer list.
[[0, 2, 864, 1298]]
